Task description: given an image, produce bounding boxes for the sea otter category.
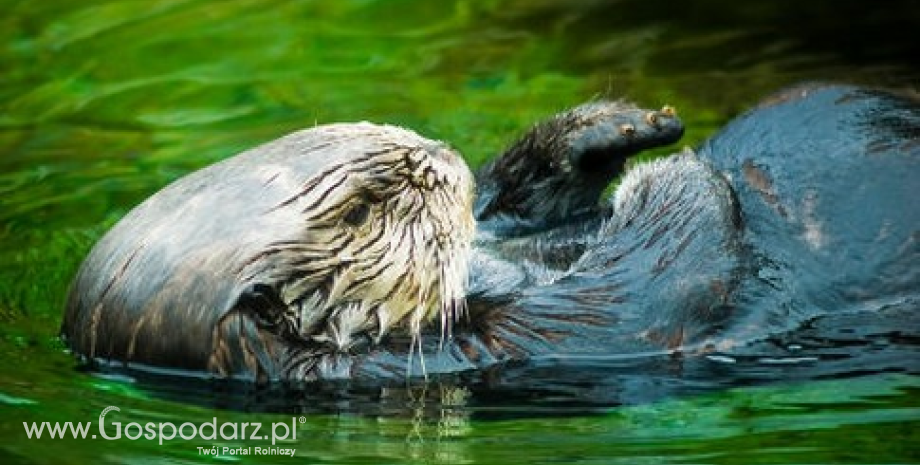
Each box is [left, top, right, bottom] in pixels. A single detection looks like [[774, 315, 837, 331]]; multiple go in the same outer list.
[[61, 84, 918, 384], [60, 100, 682, 382]]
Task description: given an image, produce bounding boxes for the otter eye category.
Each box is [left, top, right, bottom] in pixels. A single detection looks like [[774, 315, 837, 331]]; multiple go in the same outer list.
[[645, 111, 659, 127], [342, 202, 371, 227]]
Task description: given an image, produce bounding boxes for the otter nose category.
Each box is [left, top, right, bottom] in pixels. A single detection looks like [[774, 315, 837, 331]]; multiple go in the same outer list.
[[645, 106, 681, 133], [631, 106, 683, 146]]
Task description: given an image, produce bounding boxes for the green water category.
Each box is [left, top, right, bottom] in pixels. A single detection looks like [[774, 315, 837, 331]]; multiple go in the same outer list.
[[2, 1, 919, 463]]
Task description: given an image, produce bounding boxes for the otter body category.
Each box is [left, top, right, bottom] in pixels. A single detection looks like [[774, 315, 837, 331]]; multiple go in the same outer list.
[[700, 86, 919, 317], [62, 85, 918, 384], [350, 84, 919, 380]]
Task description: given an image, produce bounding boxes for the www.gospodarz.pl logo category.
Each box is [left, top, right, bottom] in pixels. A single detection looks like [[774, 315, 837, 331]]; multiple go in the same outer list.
[[23, 405, 303, 451]]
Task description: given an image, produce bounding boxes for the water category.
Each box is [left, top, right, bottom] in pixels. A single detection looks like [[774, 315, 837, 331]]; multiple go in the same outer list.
[[2, 0, 919, 463]]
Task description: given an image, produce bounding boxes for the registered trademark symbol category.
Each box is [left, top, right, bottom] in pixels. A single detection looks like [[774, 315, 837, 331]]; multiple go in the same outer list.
[[298, 417, 306, 424]]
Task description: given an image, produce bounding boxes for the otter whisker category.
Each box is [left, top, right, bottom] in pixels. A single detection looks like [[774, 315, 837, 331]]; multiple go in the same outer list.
[[297, 292, 327, 334], [372, 304, 392, 344], [408, 305, 428, 381], [407, 259, 431, 381]]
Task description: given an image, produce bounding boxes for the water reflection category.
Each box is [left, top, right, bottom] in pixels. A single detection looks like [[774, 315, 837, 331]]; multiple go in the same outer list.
[[2, 1, 919, 464]]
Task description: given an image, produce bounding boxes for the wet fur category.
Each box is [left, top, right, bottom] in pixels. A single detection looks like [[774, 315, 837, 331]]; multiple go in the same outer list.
[[61, 85, 918, 383], [61, 123, 475, 382], [352, 84, 919, 380]]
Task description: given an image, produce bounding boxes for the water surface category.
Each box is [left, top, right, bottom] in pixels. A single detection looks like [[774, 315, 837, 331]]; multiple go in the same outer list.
[[2, 1, 919, 463]]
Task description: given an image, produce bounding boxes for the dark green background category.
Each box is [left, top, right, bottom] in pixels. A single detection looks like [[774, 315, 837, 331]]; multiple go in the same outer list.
[[2, 1, 918, 463]]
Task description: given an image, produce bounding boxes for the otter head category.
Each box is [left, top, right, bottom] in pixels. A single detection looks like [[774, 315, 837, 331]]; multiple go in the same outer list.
[[236, 123, 476, 358], [61, 122, 474, 380]]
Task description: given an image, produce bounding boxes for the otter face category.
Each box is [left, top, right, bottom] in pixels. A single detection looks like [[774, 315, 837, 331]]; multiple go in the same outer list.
[[239, 124, 476, 360]]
